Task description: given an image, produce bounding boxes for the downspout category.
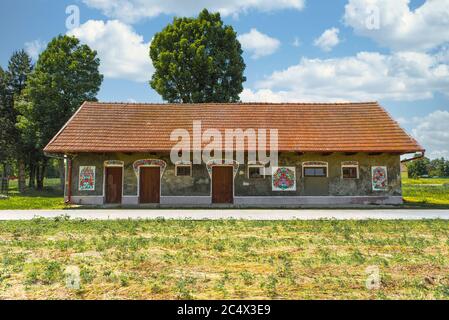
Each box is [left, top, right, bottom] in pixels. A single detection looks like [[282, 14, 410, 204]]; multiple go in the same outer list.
[[66, 158, 72, 204]]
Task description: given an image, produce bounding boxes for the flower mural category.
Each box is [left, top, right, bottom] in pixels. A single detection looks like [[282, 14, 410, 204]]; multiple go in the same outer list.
[[206, 159, 239, 178], [372, 166, 388, 191], [79, 166, 95, 191], [272, 167, 296, 191], [104, 160, 124, 167], [132, 159, 167, 177]]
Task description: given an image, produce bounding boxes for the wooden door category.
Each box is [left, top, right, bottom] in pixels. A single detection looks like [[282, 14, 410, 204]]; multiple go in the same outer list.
[[139, 167, 160, 204], [105, 167, 122, 204], [212, 166, 233, 204]]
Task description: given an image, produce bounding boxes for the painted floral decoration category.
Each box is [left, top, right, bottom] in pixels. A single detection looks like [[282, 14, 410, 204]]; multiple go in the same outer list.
[[272, 167, 296, 191], [372, 166, 388, 191], [133, 159, 167, 177], [206, 159, 239, 178], [79, 166, 95, 191], [104, 160, 124, 167]]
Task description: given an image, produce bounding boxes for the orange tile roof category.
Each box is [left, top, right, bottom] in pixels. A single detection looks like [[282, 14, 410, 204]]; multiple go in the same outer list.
[[44, 101, 424, 154]]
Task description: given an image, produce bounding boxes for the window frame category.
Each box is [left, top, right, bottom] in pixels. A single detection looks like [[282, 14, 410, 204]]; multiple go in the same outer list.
[[175, 163, 192, 177], [341, 163, 359, 179], [247, 165, 265, 179], [302, 161, 329, 178]]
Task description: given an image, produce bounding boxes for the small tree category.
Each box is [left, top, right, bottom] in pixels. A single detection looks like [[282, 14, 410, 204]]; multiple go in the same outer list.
[[150, 9, 246, 103], [429, 158, 447, 177], [19, 35, 103, 190], [407, 157, 429, 179]]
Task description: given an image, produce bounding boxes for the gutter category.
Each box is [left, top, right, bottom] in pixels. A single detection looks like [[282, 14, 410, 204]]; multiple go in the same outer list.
[[401, 151, 425, 163]]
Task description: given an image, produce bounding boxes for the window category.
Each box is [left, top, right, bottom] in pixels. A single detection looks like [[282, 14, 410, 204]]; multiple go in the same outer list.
[[304, 167, 327, 177], [248, 166, 264, 179], [302, 161, 328, 178], [176, 165, 192, 177], [342, 166, 358, 179]]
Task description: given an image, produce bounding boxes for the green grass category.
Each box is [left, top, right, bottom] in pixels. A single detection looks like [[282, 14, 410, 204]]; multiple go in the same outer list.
[[402, 175, 449, 186], [1, 219, 449, 299], [0, 179, 66, 210], [402, 175, 449, 207], [1, 176, 449, 209]]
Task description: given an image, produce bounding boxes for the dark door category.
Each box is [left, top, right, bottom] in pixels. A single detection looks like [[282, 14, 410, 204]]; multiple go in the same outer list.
[[105, 167, 122, 204], [212, 166, 233, 204], [139, 167, 160, 204]]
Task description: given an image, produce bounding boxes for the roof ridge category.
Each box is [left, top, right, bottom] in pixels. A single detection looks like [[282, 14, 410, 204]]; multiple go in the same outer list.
[[85, 101, 380, 106]]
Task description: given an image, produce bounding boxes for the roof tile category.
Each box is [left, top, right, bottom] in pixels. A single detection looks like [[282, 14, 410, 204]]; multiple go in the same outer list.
[[44, 102, 424, 154]]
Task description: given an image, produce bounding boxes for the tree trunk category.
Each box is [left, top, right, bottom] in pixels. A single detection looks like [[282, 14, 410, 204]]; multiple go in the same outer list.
[[59, 158, 65, 193], [28, 162, 36, 189], [18, 159, 26, 193], [36, 160, 47, 191], [1, 163, 10, 194], [0, 163, 6, 194]]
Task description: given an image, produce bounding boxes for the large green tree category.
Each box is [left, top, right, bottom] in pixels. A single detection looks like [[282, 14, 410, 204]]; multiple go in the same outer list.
[[0, 67, 12, 193], [18, 35, 103, 190], [0, 67, 9, 160], [6, 50, 33, 192], [150, 9, 246, 103]]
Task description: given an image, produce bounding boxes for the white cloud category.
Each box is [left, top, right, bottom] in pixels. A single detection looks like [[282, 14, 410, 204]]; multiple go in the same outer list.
[[83, 0, 305, 23], [238, 29, 281, 59], [24, 40, 46, 60], [314, 28, 340, 52], [240, 50, 449, 102], [68, 20, 153, 82], [344, 0, 449, 51], [412, 110, 449, 159]]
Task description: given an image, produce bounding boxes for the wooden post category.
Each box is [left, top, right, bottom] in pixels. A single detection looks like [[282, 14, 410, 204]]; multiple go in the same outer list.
[[18, 159, 26, 193]]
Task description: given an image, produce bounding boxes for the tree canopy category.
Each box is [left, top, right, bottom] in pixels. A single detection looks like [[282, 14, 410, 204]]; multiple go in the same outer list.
[[407, 156, 449, 178], [15, 35, 103, 189], [19, 35, 103, 150], [150, 9, 246, 103], [0, 66, 10, 164], [1, 51, 33, 163]]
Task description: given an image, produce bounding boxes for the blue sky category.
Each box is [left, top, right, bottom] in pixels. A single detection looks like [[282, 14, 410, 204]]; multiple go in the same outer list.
[[1, 0, 448, 159]]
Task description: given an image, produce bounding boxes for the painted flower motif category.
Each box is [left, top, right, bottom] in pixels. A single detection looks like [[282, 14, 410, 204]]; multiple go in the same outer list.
[[272, 167, 296, 191], [206, 159, 239, 178], [133, 159, 167, 176], [79, 166, 95, 191], [372, 166, 387, 191]]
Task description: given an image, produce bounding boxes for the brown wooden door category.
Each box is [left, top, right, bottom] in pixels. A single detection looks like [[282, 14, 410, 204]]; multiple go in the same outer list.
[[105, 167, 122, 204], [139, 167, 160, 204], [212, 166, 233, 204]]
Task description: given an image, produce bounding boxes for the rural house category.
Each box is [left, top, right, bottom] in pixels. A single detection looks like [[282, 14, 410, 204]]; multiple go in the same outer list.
[[44, 102, 424, 207]]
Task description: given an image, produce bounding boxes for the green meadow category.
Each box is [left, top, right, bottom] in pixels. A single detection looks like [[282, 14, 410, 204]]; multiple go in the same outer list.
[[1, 175, 449, 210], [0, 219, 449, 299]]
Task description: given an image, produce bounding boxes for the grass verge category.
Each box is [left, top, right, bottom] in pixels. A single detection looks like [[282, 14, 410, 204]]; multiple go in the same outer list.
[[0, 219, 448, 299], [1, 177, 449, 209]]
